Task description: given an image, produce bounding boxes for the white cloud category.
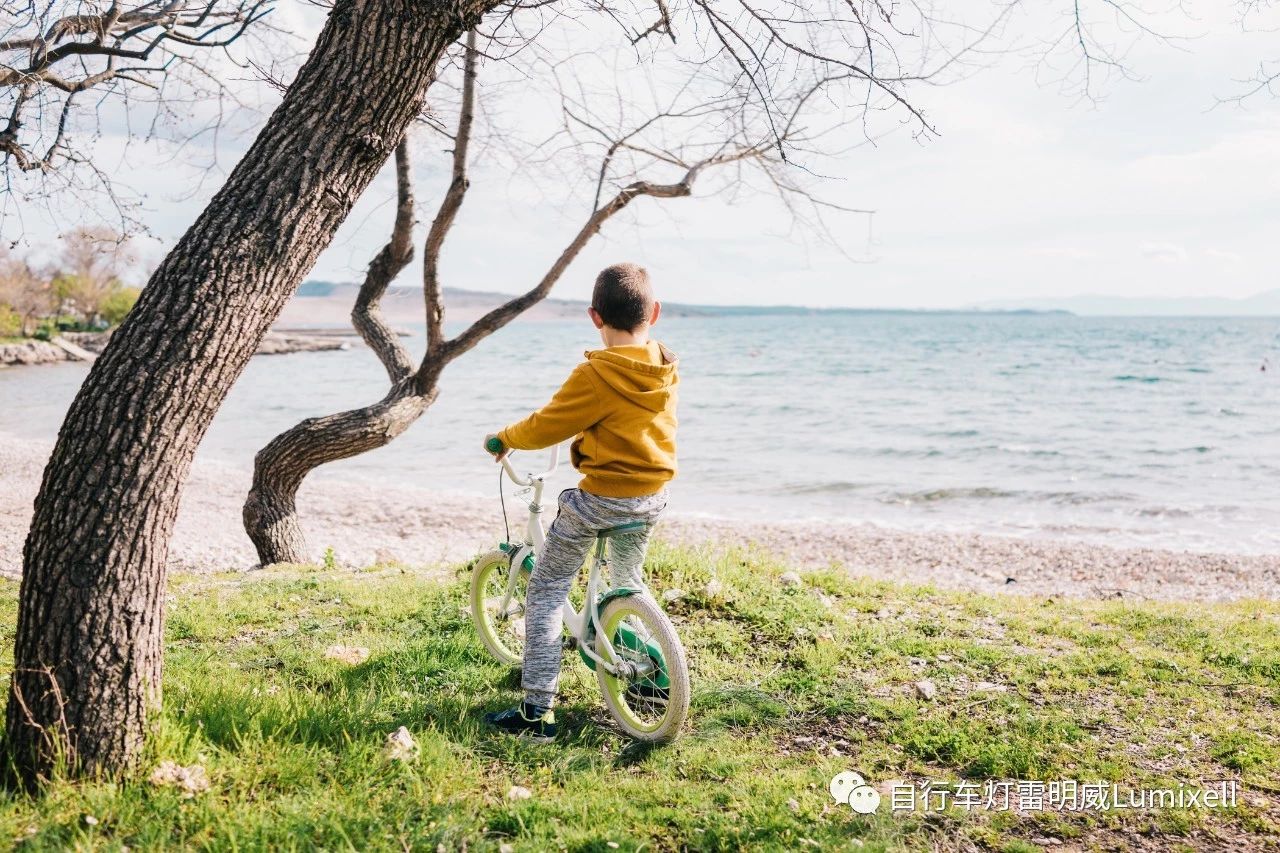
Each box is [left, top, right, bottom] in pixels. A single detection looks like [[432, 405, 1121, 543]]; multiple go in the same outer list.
[[1205, 248, 1244, 265], [1140, 242, 1189, 264]]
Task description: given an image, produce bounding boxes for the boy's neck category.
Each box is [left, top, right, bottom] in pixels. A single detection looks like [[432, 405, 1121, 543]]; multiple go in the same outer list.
[[599, 325, 650, 348]]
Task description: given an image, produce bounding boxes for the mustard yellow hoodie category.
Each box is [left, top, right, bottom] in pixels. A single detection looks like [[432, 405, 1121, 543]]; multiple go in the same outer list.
[[498, 341, 678, 497]]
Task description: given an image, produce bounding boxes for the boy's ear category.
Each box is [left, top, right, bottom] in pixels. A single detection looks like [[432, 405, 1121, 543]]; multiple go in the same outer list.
[[587, 307, 605, 329], [649, 301, 662, 326]]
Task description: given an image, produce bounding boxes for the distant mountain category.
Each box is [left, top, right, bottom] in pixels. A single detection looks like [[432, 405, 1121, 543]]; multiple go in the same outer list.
[[973, 289, 1280, 317], [280, 281, 1068, 328]]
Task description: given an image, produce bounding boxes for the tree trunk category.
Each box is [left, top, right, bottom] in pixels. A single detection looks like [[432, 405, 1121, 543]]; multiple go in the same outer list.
[[7, 0, 491, 783], [244, 382, 436, 565]]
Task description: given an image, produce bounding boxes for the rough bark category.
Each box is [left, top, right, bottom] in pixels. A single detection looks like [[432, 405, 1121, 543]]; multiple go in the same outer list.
[[243, 383, 437, 564], [7, 0, 492, 783]]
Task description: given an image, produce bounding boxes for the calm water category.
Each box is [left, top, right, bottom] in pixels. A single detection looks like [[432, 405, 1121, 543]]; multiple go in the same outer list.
[[2, 313, 1278, 553]]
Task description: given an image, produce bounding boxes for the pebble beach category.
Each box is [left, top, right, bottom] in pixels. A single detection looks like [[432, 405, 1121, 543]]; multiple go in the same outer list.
[[3, 434, 1276, 602]]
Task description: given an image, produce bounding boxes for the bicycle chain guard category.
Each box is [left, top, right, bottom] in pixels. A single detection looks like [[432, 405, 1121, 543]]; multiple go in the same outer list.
[[578, 588, 670, 688]]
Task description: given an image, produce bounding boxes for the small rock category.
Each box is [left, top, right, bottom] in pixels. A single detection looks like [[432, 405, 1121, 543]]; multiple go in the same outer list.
[[607, 843, 620, 850], [324, 645, 370, 665], [974, 681, 1007, 693], [82, 815, 99, 827], [662, 588, 685, 604], [507, 784, 533, 801], [816, 592, 835, 609], [914, 679, 937, 700], [703, 578, 723, 598], [936, 654, 953, 662], [149, 761, 210, 797], [779, 571, 803, 587], [383, 726, 418, 762], [786, 798, 801, 812], [499, 845, 515, 853]]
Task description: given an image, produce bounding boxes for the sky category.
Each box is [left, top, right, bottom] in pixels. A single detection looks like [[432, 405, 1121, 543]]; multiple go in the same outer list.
[[6, 2, 1280, 310]]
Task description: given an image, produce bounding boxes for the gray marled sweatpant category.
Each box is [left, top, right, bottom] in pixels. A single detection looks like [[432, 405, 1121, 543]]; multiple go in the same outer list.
[[522, 487, 668, 709]]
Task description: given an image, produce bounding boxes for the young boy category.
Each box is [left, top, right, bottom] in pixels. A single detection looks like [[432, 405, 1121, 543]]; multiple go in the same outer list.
[[482, 262, 679, 741]]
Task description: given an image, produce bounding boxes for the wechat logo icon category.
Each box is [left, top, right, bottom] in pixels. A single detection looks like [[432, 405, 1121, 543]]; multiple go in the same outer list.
[[829, 770, 882, 814]]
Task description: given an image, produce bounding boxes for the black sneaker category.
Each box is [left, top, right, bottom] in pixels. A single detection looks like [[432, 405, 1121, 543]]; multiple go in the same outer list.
[[484, 703, 557, 742]]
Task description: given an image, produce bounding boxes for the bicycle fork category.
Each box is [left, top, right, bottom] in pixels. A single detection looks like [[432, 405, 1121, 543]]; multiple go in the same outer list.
[[576, 544, 659, 681]]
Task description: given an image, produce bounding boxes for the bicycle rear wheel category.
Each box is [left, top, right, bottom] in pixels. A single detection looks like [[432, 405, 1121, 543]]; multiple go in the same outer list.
[[470, 550, 528, 666], [595, 594, 689, 743]]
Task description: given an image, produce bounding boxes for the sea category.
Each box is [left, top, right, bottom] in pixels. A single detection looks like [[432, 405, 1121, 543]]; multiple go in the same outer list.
[[2, 312, 1278, 554]]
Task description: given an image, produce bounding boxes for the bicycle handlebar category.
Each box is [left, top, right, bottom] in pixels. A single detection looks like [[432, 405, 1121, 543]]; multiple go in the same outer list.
[[491, 439, 560, 486]]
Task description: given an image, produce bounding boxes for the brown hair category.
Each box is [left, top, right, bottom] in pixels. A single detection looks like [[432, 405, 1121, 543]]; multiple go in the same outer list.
[[591, 263, 653, 332]]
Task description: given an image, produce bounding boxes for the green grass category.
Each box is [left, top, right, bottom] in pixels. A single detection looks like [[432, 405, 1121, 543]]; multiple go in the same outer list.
[[0, 543, 1277, 851]]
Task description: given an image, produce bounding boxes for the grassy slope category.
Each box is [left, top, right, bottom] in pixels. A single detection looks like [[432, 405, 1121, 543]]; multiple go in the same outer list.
[[0, 544, 1276, 851]]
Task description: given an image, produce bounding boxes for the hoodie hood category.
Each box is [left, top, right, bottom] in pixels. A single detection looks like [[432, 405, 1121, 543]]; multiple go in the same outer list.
[[585, 341, 679, 413]]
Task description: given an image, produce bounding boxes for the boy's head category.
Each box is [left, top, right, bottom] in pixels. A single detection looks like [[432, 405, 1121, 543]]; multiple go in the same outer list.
[[589, 263, 660, 336]]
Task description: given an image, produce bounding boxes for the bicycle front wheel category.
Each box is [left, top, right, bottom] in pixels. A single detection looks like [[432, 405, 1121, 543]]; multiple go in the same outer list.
[[470, 549, 528, 666], [595, 593, 690, 743]]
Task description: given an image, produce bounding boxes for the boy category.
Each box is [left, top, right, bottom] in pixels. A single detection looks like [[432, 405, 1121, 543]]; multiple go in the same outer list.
[[482, 262, 679, 741]]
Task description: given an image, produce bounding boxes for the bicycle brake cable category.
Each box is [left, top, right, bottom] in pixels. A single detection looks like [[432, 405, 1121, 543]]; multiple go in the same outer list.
[[498, 465, 511, 545]]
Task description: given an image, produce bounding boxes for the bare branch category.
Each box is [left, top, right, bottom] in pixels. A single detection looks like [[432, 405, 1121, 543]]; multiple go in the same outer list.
[[440, 148, 754, 365], [1, 0, 278, 231], [351, 136, 417, 383], [422, 28, 480, 358]]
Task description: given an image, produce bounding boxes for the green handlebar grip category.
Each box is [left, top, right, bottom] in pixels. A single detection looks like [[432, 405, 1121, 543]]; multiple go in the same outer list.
[[485, 436, 505, 454]]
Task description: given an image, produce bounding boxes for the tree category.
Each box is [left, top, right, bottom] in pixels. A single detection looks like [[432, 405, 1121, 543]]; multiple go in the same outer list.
[[7, 0, 1170, 784], [49, 229, 137, 327], [243, 28, 846, 563], [1, 0, 274, 229], [7, 0, 498, 784], [0, 247, 52, 336]]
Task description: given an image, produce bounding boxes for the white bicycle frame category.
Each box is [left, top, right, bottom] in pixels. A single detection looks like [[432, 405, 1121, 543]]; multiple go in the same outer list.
[[496, 448, 651, 679]]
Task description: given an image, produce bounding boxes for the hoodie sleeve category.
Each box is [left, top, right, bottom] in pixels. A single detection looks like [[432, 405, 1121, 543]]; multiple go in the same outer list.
[[498, 364, 603, 451]]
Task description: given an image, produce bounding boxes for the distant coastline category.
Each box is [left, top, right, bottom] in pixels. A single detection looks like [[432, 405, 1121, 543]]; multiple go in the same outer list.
[[283, 280, 1074, 328], [291, 280, 1280, 321]]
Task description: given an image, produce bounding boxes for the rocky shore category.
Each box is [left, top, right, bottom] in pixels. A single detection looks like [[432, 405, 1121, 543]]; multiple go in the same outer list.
[[1, 329, 356, 367]]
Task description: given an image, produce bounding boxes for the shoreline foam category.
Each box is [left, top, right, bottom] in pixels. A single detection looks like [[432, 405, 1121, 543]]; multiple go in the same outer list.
[[3, 433, 1276, 602]]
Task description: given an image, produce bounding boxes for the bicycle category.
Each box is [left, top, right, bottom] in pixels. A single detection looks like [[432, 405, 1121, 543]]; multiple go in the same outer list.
[[470, 440, 690, 743]]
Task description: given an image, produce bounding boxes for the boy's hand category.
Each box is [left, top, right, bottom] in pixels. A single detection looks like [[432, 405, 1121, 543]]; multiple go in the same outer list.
[[483, 434, 509, 463]]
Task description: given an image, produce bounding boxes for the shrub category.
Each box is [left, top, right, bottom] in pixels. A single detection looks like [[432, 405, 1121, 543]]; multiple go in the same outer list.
[[0, 304, 21, 338], [99, 286, 141, 326]]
